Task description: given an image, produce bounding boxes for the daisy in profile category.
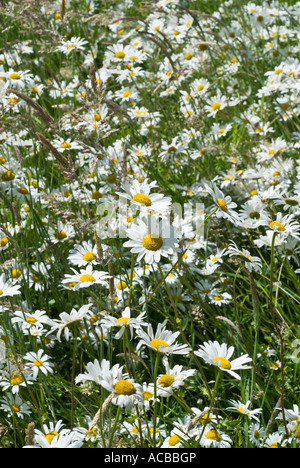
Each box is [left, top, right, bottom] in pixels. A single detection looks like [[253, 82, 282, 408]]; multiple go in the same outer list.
[[204, 183, 240, 223], [123, 216, 179, 264], [23, 431, 84, 448], [199, 425, 232, 448], [48, 304, 93, 341], [56, 36, 88, 55], [195, 340, 252, 379], [267, 212, 300, 240], [31, 419, 70, 446], [263, 431, 287, 448], [136, 322, 192, 355], [227, 241, 263, 273], [0, 273, 21, 298], [226, 399, 262, 422], [53, 137, 83, 153], [61, 265, 111, 291]]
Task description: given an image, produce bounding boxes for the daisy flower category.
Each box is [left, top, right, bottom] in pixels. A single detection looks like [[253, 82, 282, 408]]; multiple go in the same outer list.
[[11, 309, 50, 333], [0, 273, 21, 298], [195, 340, 252, 379], [53, 138, 83, 153], [67, 241, 99, 267], [0, 363, 34, 394], [226, 399, 262, 422], [199, 425, 232, 448], [204, 183, 240, 223], [23, 349, 54, 379], [249, 422, 265, 447], [117, 179, 172, 215], [33, 419, 69, 444], [204, 91, 227, 117], [61, 265, 111, 291], [157, 357, 196, 397], [0, 393, 31, 419], [23, 431, 84, 448], [56, 36, 88, 55], [264, 431, 287, 448], [96, 360, 144, 411], [100, 306, 147, 340], [136, 322, 192, 355], [123, 216, 179, 264], [4, 69, 33, 89], [48, 304, 93, 341], [227, 241, 263, 273]]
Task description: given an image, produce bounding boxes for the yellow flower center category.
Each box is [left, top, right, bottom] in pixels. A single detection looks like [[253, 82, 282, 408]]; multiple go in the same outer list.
[[17, 187, 29, 195], [0, 156, 6, 164], [83, 252, 96, 262], [79, 274, 96, 283], [212, 102, 221, 111], [269, 221, 285, 231], [216, 198, 228, 212], [213, 356, 231, 369], [143, 390, 153, 400], [123, 91, 132, 98], [168, 434, 180, 446], [34, 359, 43, 367], [11, 404, 20, 412], [60, 142, 72, 149], [142, 234, 163, 251], [132, 193, 152, 206], [10, 374, 24, 386], [270, 442, 279, 448], [114, 379, 136, 395], [1, 170, 15, 181], [46, 431, 59, 444], [206, 429, 222, 442], [116, 280, 127, 290], [185, 52, 193, 60], [158, 374, 175, 388], [254, 430, 260, 439], [91, 191, 102, 200], [114, 51, 125, 59], [56, 231, 67, 240], [0, 237, 8, 247], [150, 338, 169, 351], [117, 317, 130, 326], [9, 73, 21, 80], [214, 294, 223, 301], [26, 317, 37, 324]]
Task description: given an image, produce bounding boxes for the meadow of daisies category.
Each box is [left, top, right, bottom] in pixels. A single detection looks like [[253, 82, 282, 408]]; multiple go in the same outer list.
[[2, 0, 300, 450]]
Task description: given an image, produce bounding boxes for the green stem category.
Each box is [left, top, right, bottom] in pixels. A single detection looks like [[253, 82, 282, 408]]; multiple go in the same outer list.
[[152, 351, 160, 447], [108, 405, 122, 448]]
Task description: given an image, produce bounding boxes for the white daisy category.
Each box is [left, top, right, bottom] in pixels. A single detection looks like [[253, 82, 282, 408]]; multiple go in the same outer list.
[[0, 273, 21, 298], [226, 399, 262, 422], [23, 349, 54, 379], [136, 322, 192, 355], [61, 265, 111, 291], [123, 216, 179, 264], [195, 340, 252, 379]]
